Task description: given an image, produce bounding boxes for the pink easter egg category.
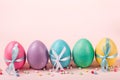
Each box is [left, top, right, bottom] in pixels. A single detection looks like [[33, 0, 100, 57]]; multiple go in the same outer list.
[[4, 41, 26, 69]]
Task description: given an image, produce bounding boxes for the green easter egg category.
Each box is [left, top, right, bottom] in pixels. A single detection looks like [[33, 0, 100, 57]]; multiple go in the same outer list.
[[72, 39, 94, 68]]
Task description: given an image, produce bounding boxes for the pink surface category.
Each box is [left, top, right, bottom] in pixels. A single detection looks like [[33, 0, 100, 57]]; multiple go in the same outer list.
[[0, 0, 120, 80]]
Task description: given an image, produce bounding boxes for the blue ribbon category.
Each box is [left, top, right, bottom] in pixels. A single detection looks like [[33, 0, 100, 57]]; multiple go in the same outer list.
[[96, 39, 118, 71], [5, 43, 25, 77], [50, 47, 70, 71]]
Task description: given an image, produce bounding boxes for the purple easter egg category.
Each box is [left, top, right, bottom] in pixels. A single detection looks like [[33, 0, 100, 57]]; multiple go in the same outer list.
[[27, 40, 49, 69]]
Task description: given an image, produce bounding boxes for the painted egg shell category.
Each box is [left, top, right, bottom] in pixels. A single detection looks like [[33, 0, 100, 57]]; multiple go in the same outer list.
[[95, 38, 118, 66], [27, 40, 49, 69], [49, 39, 71, 68], [4, 41, 26, 69], [72, 39, 94, 68]]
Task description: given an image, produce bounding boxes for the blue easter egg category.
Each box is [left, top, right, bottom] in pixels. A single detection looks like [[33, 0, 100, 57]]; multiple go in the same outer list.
[[49, 39, 71, 68]]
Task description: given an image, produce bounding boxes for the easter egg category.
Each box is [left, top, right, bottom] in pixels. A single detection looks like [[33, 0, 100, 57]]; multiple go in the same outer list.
[[49, 39, 71, 69], [4, 41, 26, 69], [95, 38, 118, 67], [72, 39, 94, 68], [27, 40, 49, 70]]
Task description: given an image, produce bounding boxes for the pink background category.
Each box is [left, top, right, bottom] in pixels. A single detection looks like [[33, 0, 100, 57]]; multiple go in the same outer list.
[[0, 0, 120, 80]]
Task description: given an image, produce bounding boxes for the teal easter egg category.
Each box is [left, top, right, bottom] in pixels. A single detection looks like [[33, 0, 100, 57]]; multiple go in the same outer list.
[[72, 39, 94, 68], [49, 39, 71, 68]]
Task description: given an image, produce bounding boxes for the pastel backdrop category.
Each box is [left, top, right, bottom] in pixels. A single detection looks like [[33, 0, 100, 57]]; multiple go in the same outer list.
[[0, 0, 120, 80]]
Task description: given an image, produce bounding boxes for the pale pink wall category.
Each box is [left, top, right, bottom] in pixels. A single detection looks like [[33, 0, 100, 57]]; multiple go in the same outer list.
[[0, 0, 120, 67]]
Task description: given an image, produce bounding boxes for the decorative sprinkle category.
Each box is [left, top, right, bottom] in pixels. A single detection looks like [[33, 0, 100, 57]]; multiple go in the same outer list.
[[35, 70, 39, 73], [83, 69, 87, 72], [49, 69, 53, 72], [16, 69, 20, 72], [91, 70, 98, 75], [47, 73, 51, 75], [67, 67, 69, 69], [16, 73, 20, 77], [114, 66, 118, 68], [60, 70, 66, 74], [64, 71, 68, 74], [66, 71, 70, 74], [108, 66, 113, 71], [85, 69, 89, 72], [114, 68, 118, 72], [78, 67, 82, 70], [108, 67, 111, 71], [80, 72, 83, 75], [24, 71, 29, 74], [70, 66, 73, 69], [95, 68, 99, 71], [94, 71, 98, 75], [59, 69, 64, 72], [39, 74, 42, 76], [110, 66, 113, 69], [91, 70, 94, 74], [43, 68, 46, 71], [61, 72, 64, 74], [0, 71, 3, 75]]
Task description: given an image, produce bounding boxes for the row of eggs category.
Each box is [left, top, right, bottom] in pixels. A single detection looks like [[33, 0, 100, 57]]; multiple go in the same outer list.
[[4, 38, 118, 71]]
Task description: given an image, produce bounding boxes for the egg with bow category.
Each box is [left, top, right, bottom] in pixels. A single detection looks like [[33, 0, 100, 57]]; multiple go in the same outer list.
[[4, 41, 26, 69], [27, 40, 49, 70], [49, 39, 71, 70], [95, 38, 118, 68], [72, 39, 94, 68]]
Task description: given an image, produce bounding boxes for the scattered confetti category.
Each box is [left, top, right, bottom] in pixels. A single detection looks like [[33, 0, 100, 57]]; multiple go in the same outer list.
[[39, 73, 42, 76], [43, 68, 46, 71], [49, 69, 53, 72], [16, 73, 20, 77], [91, 70, 94, 74], [80, 72, 83, 75], [95, 68, 99, 71], [47, 73, 51, 75], [91, 70, 98, 75], [78, 67, 82, 70], [61, 72, 64, 74], [0, 71, 2, 75], [35, 70, 39, 73], [70, 66, 73, 69], [110, 66, 113, 69], [24, 71, 29, 74], [114, 66, 118, 68], [16, 69, 20, 72], [59, 69, 64, 72], [66, 71, 70, 74], [85, 69, 89, 72], [114, 68, 118, 72], [64, 71, 68, 74], [67, 67, 69, 69], [94, 71, 98, 75], [108, 68, 111, 71]]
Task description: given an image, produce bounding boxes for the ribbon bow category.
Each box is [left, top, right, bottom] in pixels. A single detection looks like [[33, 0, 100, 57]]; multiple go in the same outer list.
[[51, 47, 70, 71], [96, 39, 118, 71], [5, 43, 25, 77]]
